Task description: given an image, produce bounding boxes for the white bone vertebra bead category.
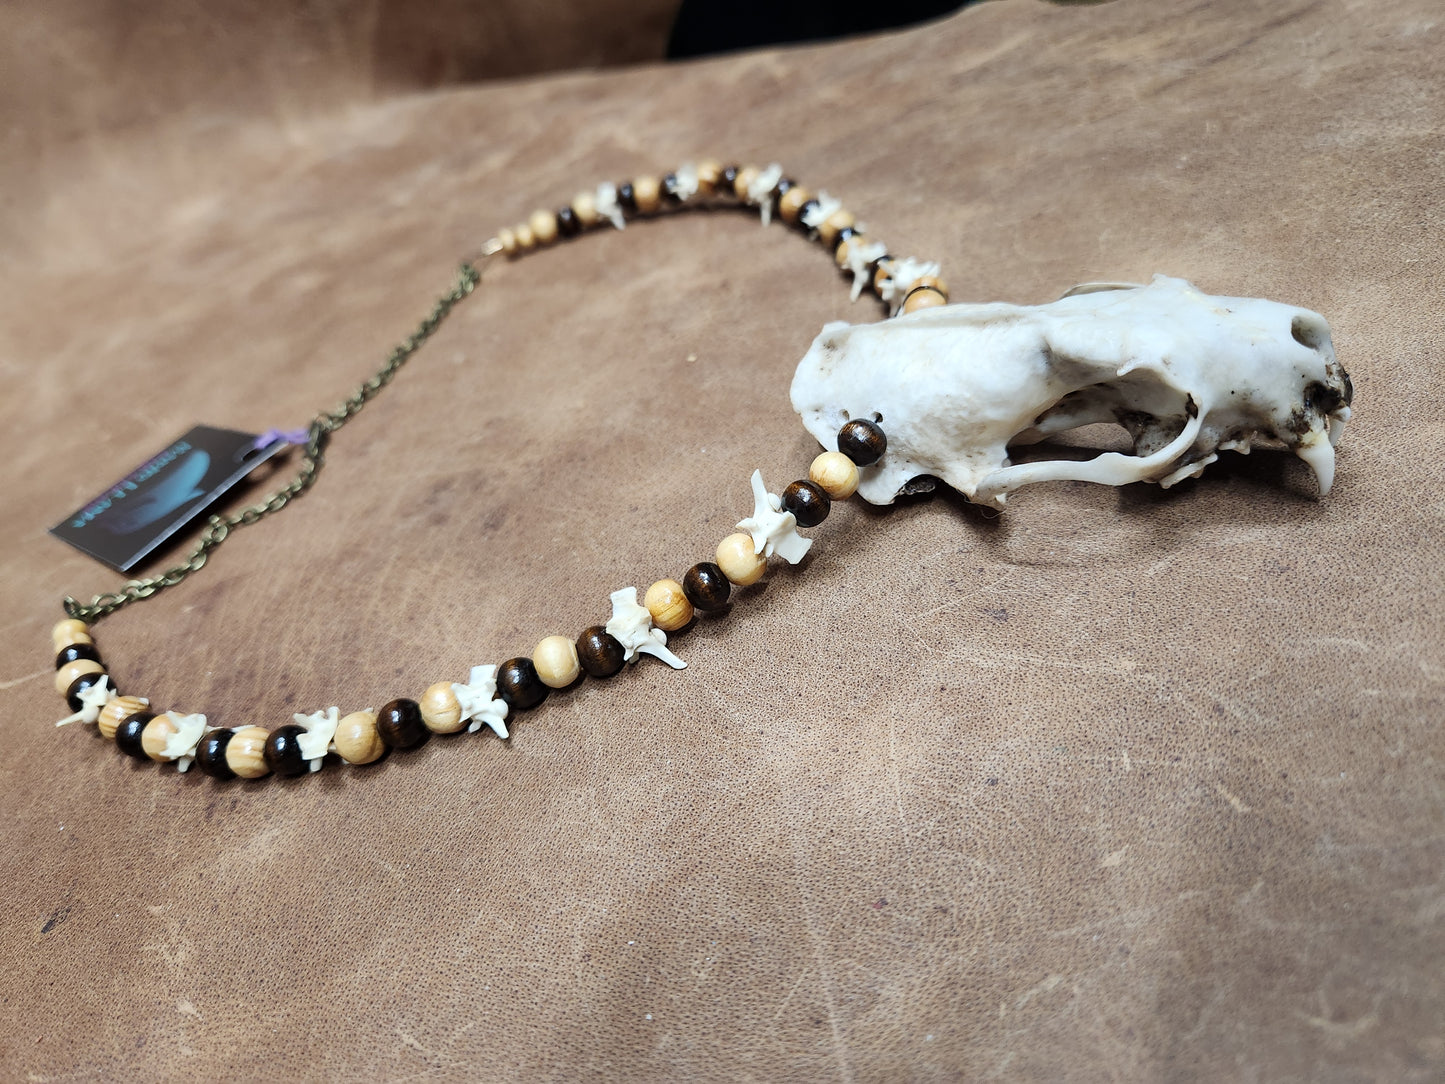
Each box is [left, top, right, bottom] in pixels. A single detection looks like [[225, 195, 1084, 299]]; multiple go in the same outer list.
[[453, 665, 510, 737], [843, 239, 888, 301], [801, 192, 843, 231], [595, 182, 625, 230], [605, 587, 686, 669], [876, 257, 943, 314], [161, 711, 208, 772], [55, 674, 113, 727], [294, 706, 341, 771], [747, 163, 784, 226], [667, 162, 700, 202], [736, 469, 812, 564]]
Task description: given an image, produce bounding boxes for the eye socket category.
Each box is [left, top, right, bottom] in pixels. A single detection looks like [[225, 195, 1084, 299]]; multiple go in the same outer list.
[[1291, 314, 1327, 351]]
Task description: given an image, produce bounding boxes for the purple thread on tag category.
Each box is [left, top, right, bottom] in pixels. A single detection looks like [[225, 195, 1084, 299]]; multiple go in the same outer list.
[[252, 427, 311, 452]]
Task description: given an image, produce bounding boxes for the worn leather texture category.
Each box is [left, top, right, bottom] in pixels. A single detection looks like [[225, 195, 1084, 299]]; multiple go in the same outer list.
[[2, 1, 1441, 1078]]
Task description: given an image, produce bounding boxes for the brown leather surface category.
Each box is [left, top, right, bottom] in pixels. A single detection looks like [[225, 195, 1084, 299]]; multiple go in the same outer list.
[[3, 1, 1442, 1078], [2, 0, 679, 134], [1, 0, 679, 255]]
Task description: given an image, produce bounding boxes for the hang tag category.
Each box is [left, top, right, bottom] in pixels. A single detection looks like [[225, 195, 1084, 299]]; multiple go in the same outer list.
[[49, 425, 288, 572]]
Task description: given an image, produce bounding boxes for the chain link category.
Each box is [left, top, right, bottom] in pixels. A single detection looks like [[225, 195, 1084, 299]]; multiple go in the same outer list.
[[63, 261, 483, 624]]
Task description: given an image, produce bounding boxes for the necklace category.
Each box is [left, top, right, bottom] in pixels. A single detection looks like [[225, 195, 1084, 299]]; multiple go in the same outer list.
[[48, 160, 950, 781], [48, 158, 1352, 782]]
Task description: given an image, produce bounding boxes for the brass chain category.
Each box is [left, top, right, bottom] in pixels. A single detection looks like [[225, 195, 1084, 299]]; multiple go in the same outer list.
[[63, 260, 484, 624]]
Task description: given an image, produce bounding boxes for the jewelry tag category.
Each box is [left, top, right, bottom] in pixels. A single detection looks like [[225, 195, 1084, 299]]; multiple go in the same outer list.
[[49, 425, 289, 572]]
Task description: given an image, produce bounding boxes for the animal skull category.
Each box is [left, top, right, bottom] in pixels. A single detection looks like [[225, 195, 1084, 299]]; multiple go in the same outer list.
[[790, 275, 1352, 508]]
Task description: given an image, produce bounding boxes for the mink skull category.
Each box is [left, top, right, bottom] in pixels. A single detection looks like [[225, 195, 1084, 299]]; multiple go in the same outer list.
[[790, 275, 1351, 508]]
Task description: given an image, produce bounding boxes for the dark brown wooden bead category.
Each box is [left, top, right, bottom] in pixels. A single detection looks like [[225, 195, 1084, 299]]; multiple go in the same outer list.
[[497, 657, 548, 710], [662, 173, 683, 203], [65, 672, 108, 712], [116, 712, 152, 759], [618, 182, 637, 213], [832, 225, 857, 253], [781, 480, 831, 527], [264, 724, 309, 777], [796, 199, 820, 230], [682, 563, 732, 611], [556, 206, 581, 237], [838, 418, 887, 466], [577, 627, 626, 678], [55, 642, 100, 669], [195, 730, 236, 780], [720, 165, 739, 193], [376, 699, 427, 750], [775, 177, 797, 200]]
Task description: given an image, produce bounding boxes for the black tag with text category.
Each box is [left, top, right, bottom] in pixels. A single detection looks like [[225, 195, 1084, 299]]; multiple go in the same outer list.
[[50, 425, 287, 572]]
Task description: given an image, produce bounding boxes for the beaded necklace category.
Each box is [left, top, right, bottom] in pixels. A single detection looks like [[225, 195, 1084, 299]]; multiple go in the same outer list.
[[50, 160, 944, 782]]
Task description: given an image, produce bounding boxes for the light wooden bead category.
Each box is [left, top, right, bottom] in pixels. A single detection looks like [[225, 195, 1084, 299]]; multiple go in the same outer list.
[[334, 711, 385, 765], [810, 451, 861, 500], [912, 274, 948, 299], [819, 209, 856, 247], [716, 533, 767, 586], [733, 166, 759, 200], [778, 186, 812, 225], [52, 619, 92, 651], [497, 227, 518, 256], [98, 696, 149, 740], [55, 658, 103, 695], [631, 175, 661, 214], [571, 190, 599, 226], [529, 209, 559, 245], [696, 159, 723, 196], [532, 635, 581, 689], [902, 287, 948, 314], [420, 681, 466, 733], [514, 223, 536, 250], [644, 579, 694, 632], [140, 714, 180, 762], [226, 726, 271, 779]]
